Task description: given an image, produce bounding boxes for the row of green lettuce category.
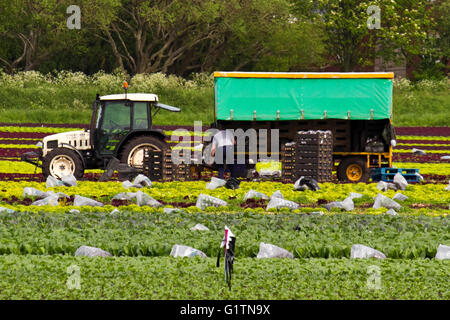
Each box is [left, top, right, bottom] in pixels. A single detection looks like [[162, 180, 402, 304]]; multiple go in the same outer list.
[[0, 255, 448, 300], [0, 211, 448, 259]]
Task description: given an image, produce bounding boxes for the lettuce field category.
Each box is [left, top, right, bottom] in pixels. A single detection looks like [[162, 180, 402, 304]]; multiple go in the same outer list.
[[0, 123, 448, 300], [1, 255, 448, 300]]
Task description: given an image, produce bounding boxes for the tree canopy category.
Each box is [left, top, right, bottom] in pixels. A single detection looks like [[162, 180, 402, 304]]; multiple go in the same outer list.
[[0, 0, 446, 79]]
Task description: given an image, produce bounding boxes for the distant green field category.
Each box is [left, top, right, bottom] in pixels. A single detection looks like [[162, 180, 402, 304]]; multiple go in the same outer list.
[[0, 72, 447, 126], [0, 85, 214, 125], [393, 89, 449, 127]]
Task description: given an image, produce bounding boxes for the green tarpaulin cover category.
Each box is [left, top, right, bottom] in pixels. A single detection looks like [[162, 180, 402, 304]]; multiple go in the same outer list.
[[215, 75, 393, 121]]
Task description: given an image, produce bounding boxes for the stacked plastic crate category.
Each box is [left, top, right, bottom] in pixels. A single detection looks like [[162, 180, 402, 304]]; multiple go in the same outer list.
[[294, 130, 333, 183], [144, 149, 164, 181], [144, 148, 191, 182], [281, 130, 333, 183], [281, 142, 296, 183]]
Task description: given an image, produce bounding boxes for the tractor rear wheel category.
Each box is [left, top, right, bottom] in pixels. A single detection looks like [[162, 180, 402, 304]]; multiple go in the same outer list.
[[42, 148, 84, 179], [337, 157, 370, 183], [119, 135, 169, 170]]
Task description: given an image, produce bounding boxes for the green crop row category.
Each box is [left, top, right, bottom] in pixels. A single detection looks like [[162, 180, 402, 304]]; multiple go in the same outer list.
[[0, 211, 448, 259], [0, 255, 448, 300]]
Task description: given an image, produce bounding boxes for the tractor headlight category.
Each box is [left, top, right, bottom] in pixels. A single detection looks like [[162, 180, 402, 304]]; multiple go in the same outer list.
[[36, 141, 43, 148]]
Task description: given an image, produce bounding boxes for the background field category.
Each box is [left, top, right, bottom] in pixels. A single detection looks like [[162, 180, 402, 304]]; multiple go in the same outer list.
[[0, 0, 448, 302], [0, 72, 448, 127], [0, 73, 448, 300]]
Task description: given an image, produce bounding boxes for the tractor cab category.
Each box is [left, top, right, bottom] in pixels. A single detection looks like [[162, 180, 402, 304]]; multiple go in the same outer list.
[[91, 92, 180, 165], [92, 93, 158, 157]]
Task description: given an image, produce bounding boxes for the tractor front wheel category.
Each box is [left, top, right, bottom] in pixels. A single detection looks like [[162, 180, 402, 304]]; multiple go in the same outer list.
[[337, 157, 370, 183], [42, 148, 84, 179]]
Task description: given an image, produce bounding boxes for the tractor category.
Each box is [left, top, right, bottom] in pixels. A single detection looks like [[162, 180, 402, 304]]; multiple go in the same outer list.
[[22, 83, 180, 180]]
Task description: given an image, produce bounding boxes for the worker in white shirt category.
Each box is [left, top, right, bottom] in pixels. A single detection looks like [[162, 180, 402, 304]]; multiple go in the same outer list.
[[211, 129, 236, 179]]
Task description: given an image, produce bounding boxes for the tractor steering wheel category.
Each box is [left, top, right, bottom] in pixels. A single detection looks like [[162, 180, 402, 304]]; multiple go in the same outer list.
[[109, 119, 121, 132]]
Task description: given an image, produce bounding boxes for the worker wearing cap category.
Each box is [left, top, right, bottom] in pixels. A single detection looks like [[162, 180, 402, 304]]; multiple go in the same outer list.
[[211, 129, 236, 179]]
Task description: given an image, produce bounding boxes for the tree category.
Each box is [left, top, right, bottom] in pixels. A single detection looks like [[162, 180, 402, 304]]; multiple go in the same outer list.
[[293, 0, 434, 72], [216, 0, 326, 72], [83, 0, 326, 75], [411, 0, 449, 80], [0, 0, 70, 73], [375, 0, 433, 67], [0, 0, 327, 75], [246, 15, 327, 71], [81, 0, 228, 75]]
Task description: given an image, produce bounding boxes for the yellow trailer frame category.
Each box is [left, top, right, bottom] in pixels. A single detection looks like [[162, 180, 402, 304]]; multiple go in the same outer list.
[[333, 147, 392, 169]]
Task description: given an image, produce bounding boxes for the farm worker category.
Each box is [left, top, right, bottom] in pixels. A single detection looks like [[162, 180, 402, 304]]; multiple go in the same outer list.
[[211, 129, 237, 179], [382, 123, 397, 147]]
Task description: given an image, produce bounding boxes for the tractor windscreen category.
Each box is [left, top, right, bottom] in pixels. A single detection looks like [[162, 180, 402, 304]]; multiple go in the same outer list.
[[101, 102, 131, 132]]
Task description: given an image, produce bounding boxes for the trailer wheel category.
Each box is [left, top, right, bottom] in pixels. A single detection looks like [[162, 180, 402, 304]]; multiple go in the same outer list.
[[42, 148, 84, 179], [119, 135, 169, 170], [337, 157, 369, 183]]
